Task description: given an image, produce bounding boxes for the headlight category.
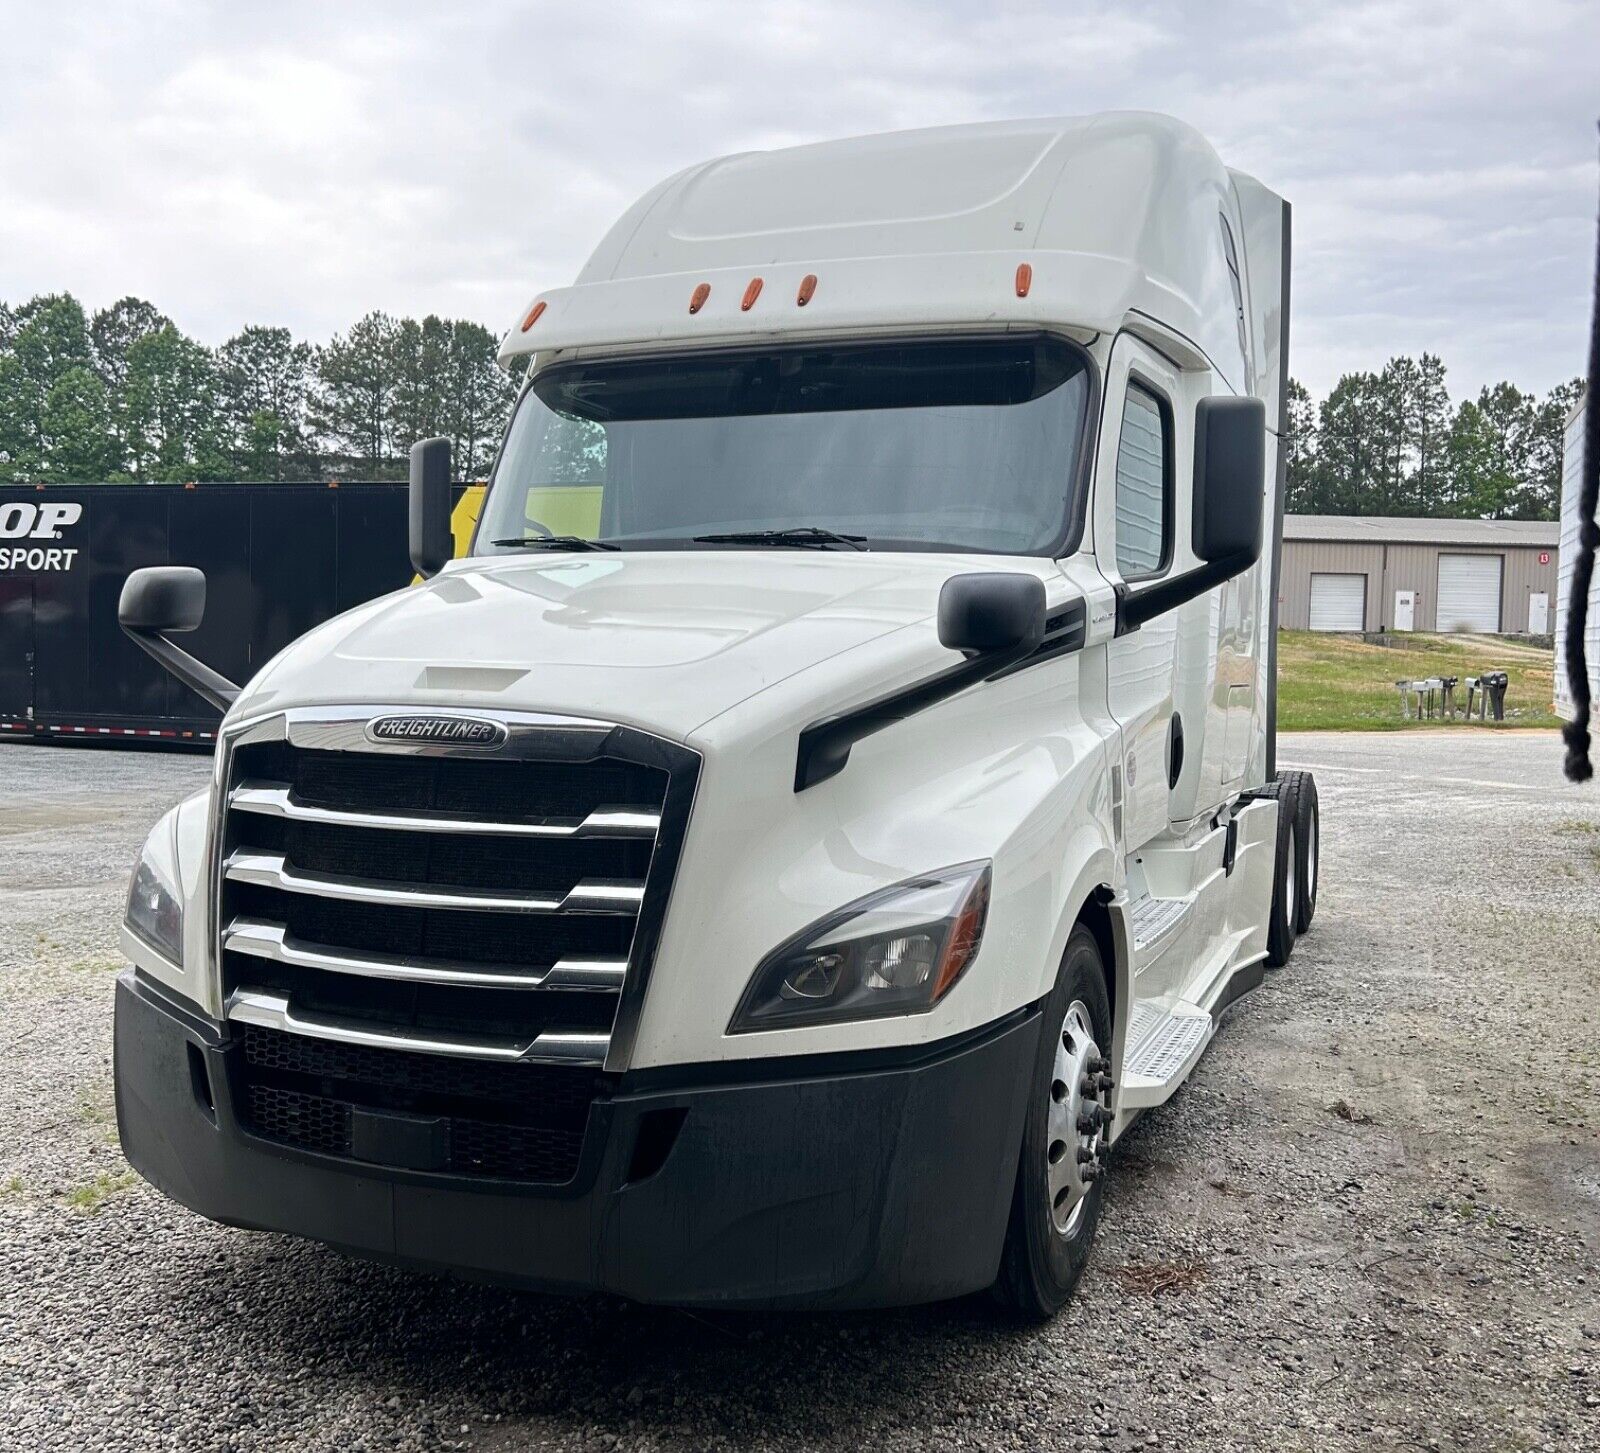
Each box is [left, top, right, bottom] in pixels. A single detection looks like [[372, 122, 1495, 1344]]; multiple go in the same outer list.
[[126, 850, 183, 964], [729, 862, 990, 1033]]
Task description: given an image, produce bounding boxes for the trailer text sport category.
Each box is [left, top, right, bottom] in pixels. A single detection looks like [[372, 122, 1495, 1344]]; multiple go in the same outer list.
[[109, 113, 1322, 1318], [0, 501, 83, 571]]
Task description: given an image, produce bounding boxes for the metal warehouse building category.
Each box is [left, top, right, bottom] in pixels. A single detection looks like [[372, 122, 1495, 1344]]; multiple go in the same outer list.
[[1280, 515, 1559, 635]]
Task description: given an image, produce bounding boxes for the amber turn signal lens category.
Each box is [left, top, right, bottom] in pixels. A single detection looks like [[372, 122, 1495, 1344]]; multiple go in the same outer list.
[[1015, 263, 1033, 299], [741, 277, 763, 311], [689, 283, 711, 314], [797, 274, 817, 306], [520, 300, 547, 331]]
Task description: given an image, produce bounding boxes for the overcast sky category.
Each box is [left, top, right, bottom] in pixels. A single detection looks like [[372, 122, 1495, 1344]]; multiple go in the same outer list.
[[1, 0, 1594, 401]]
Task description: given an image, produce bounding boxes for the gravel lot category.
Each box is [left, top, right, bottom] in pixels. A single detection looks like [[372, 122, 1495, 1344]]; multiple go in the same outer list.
[[2, 731, 1597, 1452]]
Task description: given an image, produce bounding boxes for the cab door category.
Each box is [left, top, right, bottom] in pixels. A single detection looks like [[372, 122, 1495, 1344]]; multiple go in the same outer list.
[[1093, 336, 1185, 852]]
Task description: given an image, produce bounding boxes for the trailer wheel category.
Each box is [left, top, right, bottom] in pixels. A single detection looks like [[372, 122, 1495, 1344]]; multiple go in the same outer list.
[[1277, 770, 1319, 934], [993, 923, 1113, 1320], [1256, 779, 1297, 968]]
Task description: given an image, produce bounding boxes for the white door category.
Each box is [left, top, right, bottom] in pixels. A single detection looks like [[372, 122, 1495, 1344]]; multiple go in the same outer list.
[[1529, 591, 1550, 634], [1308, 573, 1365, 631], [1437, 554, 1503, 632], [1096, 337, 1184, 852], [1394, 589, 1416, 632]]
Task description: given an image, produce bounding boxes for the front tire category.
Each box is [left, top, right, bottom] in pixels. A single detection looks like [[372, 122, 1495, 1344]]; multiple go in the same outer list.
[[993, 924, 1113, 1319]]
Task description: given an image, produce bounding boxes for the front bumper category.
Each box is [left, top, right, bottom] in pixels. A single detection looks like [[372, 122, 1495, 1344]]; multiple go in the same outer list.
[[115, 971, 1041, 1308]]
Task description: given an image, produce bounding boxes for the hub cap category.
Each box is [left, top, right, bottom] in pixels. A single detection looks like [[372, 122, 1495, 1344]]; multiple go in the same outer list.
[[1046, 999, 1111, 1235]]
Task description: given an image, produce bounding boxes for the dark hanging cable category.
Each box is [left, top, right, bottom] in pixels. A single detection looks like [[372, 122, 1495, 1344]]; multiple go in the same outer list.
[[1562, 125, 1600, 783]]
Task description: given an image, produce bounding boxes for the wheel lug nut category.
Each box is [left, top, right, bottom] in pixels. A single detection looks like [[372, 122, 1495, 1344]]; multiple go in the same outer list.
[[1077, 1113, 1097, 1134], [1076, 1147, 1096, 1163]]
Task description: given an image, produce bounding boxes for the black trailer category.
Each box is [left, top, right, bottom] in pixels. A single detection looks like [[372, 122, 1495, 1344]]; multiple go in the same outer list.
[[0, 482, 415, 743]]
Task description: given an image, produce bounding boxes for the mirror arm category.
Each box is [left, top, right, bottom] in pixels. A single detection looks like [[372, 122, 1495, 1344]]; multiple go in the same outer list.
[[121, 625, 240, 713], [795, 597, 1086, 791], [1115, 550, 1257, 636]]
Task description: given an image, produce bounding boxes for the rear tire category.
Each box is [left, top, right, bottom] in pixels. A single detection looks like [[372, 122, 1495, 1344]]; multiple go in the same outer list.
[[1256, 779, 1297, 968], [1282, 771, 1319, 934], [993, 924, 1113, 1320]]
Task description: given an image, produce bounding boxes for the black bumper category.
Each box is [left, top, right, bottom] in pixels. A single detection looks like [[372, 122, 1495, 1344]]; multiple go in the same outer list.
[[115, 971, 1041, 1308]]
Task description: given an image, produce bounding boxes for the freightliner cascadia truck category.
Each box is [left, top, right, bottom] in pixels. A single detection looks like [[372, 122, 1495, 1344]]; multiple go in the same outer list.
[[113, 113, 1321, 1316]]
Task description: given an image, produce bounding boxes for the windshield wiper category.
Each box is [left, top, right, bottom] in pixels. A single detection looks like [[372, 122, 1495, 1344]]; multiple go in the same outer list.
[[491, 535, 620, 552], [692, 526, 868, 552]]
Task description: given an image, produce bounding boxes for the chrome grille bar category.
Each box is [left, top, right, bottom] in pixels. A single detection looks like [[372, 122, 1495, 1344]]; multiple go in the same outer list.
[[223, 918, 628, 991], [229, 782, 661, 839], [224, 850, 646, 915], [225, 987, 611, 1067]]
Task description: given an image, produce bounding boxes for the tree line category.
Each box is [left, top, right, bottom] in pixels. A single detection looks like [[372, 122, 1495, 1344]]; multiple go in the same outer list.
[[0, 291, 1584, 520], [0, 293, 519, 484], [1285, 357, 1581, 521]]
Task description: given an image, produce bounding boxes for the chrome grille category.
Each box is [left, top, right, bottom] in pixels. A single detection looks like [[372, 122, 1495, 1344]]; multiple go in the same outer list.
[[213, 708, 700, 1074]]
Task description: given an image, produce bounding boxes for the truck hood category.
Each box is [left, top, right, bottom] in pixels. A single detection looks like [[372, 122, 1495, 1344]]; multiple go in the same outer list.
[[233, 551, 1010, 741]]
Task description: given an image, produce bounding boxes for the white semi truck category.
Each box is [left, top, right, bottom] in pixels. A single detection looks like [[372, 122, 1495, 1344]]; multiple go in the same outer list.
[[114, 113, 1320, 1315]]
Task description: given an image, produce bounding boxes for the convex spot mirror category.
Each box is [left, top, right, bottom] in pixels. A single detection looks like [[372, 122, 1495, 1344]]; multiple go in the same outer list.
[[118, 566, 207, 633], [937, 572, 1046, 657]]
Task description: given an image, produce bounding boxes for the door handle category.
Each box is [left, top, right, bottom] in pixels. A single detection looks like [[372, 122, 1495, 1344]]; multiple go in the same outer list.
[[1167, 712, 1185, 790]]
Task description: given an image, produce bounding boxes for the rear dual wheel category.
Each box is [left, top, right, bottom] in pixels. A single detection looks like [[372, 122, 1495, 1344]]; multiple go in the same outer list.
[[1260, 771, 1320, 966]]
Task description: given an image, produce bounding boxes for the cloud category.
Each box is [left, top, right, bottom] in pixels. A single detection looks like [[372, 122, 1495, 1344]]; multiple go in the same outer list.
[[0, 0, 1593, 401]]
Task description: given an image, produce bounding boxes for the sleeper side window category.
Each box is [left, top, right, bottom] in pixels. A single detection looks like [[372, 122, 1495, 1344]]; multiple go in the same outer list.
[[1113, 382, 1171, 580], [1219, 214, 1251, 376]]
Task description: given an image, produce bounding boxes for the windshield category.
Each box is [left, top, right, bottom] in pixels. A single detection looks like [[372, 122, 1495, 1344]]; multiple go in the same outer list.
[[475, 337, 1092, 555]]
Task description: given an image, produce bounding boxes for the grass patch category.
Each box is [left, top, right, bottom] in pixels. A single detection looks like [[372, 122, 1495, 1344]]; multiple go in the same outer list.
[[1, 1175, 25, 1197], [62, 1170, 137, 1214], [1278, 630, 1561, 731]]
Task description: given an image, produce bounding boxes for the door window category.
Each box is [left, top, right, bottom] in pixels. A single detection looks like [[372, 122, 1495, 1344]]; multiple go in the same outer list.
[[1113, 383, 1171, 579]]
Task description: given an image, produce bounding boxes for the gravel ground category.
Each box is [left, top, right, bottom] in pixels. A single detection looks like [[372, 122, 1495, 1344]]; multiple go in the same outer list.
[[2, 731, 1597, 1452]]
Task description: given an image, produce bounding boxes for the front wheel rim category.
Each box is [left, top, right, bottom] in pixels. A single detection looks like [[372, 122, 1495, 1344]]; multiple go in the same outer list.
[[1046, 999, 1108, 1236]]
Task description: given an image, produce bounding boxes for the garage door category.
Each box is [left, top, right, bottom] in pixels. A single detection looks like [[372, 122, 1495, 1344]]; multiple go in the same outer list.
[[1308, 573, 1366, 631], [1436, 554, 1502, 633]]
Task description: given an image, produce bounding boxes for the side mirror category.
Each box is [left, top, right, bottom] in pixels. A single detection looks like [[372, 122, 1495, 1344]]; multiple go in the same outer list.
[[118, 565, 207, 634], [1118, 396, 1266, 634], [937, 572, 1047, 658], [410, 437, 453, 577], [1193, 396, 1265, 563], [118, 566, 239, 713]]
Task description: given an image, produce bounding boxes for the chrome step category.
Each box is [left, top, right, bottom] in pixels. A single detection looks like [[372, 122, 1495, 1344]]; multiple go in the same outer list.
[[229, 781, 660, 839], [225, 987, 611, 1067], [223, 850, 645, 915], [222, 918, 627, 992]]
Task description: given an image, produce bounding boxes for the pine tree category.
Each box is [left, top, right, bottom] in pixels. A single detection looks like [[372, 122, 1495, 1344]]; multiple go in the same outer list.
[[312, 311, 399, 475], [216, 326, 314, 479], [1284, 378, 1318, 513]]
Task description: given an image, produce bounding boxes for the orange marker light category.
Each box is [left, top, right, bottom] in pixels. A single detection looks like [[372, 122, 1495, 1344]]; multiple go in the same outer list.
[[741, 277, 764, 311], [689, 283, 711, 314], [797, 274, 817, 306], [1015, 263, 1033, 298], [520, 300, 547, 331]]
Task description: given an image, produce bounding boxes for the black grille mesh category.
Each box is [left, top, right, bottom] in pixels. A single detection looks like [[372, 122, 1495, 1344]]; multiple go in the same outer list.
[[246, 1084, 353, 1158], [234, 1024, 608, 1183]]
